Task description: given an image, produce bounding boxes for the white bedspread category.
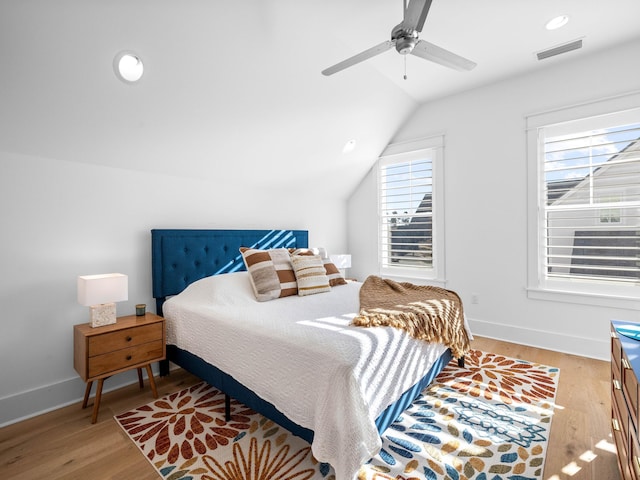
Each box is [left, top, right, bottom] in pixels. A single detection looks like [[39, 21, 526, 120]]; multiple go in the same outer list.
[[163, 272, 449, 480]]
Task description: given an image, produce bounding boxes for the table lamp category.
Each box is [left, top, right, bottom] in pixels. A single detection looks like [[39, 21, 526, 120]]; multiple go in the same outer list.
[[77, 273, 128, 327]]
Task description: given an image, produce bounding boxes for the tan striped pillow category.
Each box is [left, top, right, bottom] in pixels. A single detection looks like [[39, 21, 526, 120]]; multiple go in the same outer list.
[[289, 248, 348, 287], [321, 258, 348, 286], [240, 247, 298, 301], [291, 254, 331, 296]]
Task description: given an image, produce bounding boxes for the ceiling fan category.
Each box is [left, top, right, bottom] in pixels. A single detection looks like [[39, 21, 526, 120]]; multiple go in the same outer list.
[[321, 0, 477, 76]]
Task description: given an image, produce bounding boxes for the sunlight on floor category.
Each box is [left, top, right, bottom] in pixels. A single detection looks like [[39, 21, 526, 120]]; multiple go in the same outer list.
[[596, 438, 617, 454], [561, 461, 582, 476], [545, 437, 617, 479], [579, 450, 597, 462]]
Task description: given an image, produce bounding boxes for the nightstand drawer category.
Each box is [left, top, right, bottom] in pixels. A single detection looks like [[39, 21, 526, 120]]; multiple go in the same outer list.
[[88, 323, 163, 356], [88, 340, 164, 378]]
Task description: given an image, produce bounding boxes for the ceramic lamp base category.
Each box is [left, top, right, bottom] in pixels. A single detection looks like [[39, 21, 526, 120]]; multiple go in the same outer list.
[[90, 303, 117, 328]]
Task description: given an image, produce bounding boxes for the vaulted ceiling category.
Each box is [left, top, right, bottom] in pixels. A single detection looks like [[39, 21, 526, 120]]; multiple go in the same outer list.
[[2, 0, 640, 197]]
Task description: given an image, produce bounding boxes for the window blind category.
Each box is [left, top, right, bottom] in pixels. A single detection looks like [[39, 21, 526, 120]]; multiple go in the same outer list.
[[379, 155, 434, 271], [542, 121, 640, 284]]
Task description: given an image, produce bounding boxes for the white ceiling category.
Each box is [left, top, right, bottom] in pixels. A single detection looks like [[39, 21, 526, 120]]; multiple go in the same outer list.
[[320, 0, 640, 103], [2, 1, 640, 197]]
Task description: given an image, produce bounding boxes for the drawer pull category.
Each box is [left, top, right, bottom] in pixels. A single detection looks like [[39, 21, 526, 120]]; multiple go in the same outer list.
[[126, 355, 132, 361], [622, 358, 631, 370], [126, 336, 132, 342], [613, 379, 622, 390], [612, 417, 621, 431]]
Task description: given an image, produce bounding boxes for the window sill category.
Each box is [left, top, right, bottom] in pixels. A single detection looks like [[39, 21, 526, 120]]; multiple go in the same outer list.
[[527, 287, 639, 310]]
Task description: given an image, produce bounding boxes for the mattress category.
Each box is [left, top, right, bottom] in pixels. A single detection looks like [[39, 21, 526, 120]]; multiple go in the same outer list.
[[163, 271, 449, 480]]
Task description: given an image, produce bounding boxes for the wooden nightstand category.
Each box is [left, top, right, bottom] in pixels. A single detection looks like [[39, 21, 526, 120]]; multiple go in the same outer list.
[[74, 313, 166, 423]]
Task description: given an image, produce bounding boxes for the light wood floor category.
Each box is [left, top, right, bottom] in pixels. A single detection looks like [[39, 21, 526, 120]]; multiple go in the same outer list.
[[0, 336, 619, 480]]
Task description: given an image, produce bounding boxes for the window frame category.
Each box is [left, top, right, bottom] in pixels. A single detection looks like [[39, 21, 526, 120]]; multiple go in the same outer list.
[[526, 92, 640, 309], [377, 135, 446, 283]]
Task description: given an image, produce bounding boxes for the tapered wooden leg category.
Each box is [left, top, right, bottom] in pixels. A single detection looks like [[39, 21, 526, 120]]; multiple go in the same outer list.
[[91, 379, 104, 424], [137, 368, 144, 389], [82, 381, 93, 409], [145, 364, 158, 398]]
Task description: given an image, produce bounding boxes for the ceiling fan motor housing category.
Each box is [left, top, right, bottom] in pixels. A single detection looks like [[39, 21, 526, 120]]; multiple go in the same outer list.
[[392, 25, 419, 54]]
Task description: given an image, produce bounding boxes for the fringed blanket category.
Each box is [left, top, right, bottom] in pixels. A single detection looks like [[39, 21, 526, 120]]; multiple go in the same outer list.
[[352, 275, 470, 358]]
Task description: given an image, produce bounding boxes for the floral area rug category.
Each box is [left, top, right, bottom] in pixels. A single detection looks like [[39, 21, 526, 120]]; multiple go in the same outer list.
[[115, 350, 559, 480]]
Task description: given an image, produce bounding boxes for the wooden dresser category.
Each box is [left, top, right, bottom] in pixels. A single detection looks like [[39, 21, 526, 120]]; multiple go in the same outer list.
[[74, 313, 166, 423], [611, 320, 640, 479]]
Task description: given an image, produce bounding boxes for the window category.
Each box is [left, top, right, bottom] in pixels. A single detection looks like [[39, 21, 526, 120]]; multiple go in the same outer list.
[[527, 95, 640, 306], [378, 136, 444, 281]]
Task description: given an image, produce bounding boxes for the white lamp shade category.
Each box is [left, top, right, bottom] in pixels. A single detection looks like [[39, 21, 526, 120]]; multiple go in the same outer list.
[[330, 254, 352, 269], [77, 273, 128, 306]]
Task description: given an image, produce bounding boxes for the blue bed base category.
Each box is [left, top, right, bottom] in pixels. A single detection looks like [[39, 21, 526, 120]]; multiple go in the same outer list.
[[151, 228, 454, 444]]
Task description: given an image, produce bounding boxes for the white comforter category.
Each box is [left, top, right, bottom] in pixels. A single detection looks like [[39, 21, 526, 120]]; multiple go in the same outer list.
[[163, 272, 449, 480]]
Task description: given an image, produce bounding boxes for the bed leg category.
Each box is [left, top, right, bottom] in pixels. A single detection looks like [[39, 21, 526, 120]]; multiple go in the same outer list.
[[225, 394, 231, 422], [458, 357, 465, 368], [159, 359, 170, 377]]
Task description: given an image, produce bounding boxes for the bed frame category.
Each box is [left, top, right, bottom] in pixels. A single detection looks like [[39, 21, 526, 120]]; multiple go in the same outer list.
[[151, 228, 453, 444]]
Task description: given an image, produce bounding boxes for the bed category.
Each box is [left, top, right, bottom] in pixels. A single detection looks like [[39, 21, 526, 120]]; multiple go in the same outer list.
[[152, 228, 466, 480]]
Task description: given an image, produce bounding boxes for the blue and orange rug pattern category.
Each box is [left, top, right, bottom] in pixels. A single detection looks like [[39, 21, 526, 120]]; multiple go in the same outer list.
[[115, 349, 559, 480]]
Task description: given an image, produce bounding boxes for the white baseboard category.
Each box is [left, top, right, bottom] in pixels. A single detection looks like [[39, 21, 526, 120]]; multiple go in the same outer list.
[[467, 317, 609, 361], [0, 364, 166, 428]]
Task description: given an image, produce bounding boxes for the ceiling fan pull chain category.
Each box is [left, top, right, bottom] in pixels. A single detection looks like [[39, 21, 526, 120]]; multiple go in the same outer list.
[[404, 56, 408, 80]]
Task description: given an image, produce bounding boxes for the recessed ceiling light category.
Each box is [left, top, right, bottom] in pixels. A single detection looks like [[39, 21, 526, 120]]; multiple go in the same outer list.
[[546, 15, 569, 31], [342, 139, 357, 154], [114, 51, 144, 83]]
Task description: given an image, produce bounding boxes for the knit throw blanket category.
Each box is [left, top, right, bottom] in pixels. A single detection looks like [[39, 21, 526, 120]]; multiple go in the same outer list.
[[352, 276, 470, 359]]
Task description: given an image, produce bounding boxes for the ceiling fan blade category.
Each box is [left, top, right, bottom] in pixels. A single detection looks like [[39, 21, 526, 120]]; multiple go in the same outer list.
[[322, 40, 394, 76], [411, 40, 477, 71], [403, 0, 433, 33]]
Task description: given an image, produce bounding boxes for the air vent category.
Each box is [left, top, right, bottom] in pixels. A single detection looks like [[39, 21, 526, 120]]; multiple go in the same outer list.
[[537, 38, 583, 61]]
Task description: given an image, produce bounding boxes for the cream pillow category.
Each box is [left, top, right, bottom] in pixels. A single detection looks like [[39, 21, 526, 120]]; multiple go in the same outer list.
[[291, 254, 331, 296], [289, 248, 347, 287]]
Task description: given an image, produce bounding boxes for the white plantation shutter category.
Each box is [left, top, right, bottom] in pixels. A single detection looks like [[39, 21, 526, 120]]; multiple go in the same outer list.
[[378, 137, 444, 280], [539, 112, 640, 286]]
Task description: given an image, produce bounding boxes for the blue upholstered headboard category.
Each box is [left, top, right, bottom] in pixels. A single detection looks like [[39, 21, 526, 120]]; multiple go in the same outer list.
[[151, 229, 308, 314]]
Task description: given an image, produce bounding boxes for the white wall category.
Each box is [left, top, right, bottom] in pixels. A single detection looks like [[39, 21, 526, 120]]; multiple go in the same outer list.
[[0, 0, 407, 426], [0, 151, 347, 426], [348, 39, 640, 361]]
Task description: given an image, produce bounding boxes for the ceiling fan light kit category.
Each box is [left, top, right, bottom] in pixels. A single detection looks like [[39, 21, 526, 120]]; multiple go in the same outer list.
[[321, 0, 476, 76]]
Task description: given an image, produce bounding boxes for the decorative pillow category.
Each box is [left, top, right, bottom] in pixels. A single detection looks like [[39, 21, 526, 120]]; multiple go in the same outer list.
[[322, 259, 348, 286], [290, 254, 331, 296], [240, 247, 298, 301], [289, 248, 348, 287]]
